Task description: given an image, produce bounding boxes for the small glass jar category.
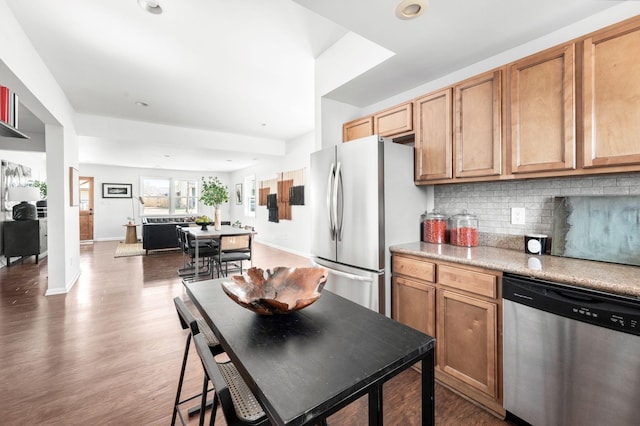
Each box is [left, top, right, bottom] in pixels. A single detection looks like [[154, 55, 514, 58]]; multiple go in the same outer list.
[[422, 209, 447, 243], [449, 210, 479, 247]]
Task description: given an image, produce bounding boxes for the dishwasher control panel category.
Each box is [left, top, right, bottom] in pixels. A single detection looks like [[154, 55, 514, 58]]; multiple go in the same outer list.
[[503, 274, 640, 336]]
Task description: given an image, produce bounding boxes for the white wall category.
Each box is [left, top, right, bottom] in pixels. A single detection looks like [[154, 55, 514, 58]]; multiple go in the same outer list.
[[314, 32, 392, 150], [319, 97, 360, 149], [0, 150, 46, 180], [229, 131, 314, 258], [1, 0, 81, 294], [78, 163, 231, 240]]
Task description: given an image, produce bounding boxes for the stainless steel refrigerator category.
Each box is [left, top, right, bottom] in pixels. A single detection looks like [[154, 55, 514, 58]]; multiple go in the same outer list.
[[310, 135, 433, 315]]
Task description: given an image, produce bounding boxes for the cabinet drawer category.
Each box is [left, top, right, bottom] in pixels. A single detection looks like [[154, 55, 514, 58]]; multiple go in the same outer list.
[[392, 256, 435, 283], [438, 265, 497, 298]]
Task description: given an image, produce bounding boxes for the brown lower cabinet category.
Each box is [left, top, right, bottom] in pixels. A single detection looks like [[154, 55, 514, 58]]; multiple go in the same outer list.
[[392, 253, 505, 418]]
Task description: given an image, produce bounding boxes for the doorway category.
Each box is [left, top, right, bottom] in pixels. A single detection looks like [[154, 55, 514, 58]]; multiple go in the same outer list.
[[79, 176, 94, 241]]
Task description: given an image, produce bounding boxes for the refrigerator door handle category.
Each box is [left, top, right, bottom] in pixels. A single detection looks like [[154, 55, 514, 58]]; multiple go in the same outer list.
[[326, 162, 336, 240], [334, 161, 343, 242], [311, 259, 374, 282]]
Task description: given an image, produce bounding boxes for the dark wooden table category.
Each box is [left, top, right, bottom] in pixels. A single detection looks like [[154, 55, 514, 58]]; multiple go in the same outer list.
[[185, 278, 435, 426]]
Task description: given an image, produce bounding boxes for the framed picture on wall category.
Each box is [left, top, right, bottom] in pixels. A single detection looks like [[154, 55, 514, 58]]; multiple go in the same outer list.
[[235, 183, 243, 205], [102, 183, 132, 199]]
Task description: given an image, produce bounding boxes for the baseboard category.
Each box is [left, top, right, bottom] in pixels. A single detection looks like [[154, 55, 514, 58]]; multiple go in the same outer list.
[[45, 269, 80, 296], [253, 239, 310, 260], [93, 237, 126, 242]]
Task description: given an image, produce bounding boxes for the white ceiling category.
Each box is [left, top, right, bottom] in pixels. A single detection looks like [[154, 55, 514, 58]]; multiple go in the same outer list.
[[4, 0, 629, 172], [296, 0, 625, 106]]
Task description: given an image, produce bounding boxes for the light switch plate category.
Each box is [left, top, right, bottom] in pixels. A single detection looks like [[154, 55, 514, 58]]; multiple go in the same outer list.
[[511, 207, 526, 225]]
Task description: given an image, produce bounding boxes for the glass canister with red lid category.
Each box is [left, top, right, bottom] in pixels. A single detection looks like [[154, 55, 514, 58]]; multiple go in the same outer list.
[[449, 210, 479, 247], [422, 209, 447, 243]]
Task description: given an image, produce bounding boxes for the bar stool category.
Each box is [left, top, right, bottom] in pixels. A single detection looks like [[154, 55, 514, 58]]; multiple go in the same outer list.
[[192, 333, 269, 426], [172, 297, 224, 426]]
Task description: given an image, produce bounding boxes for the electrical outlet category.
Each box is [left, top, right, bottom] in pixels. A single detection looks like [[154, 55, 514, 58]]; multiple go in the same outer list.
[[511, 207, 526, 225]]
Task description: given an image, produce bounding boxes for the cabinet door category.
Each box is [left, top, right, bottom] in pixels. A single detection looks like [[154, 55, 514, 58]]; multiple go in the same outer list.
[[583, 20, 640, 168], [3, 220, 40, 257], [392, 276, 436, 338], [374, 102, 413, 137], [437, 289, 498, 399], [39, 219, 47, 252], [415, 88, 453, 181], [509, 44, 575, 174], [342, 116, 373, 142], [454, 70, 502, 178]]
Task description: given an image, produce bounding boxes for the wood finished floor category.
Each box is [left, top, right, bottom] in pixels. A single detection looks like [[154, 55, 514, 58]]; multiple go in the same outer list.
[[0, 241, 514, 425]]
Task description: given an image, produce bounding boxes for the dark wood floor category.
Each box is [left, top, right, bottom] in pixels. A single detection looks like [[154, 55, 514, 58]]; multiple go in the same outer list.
[[0, 241, 513, 425]]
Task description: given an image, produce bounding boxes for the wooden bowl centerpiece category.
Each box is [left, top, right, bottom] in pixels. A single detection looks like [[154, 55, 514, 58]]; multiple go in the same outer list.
[[221, 266, 329, 315]]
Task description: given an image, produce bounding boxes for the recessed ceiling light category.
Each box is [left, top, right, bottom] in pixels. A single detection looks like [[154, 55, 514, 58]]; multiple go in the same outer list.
[[395, 0, 427, 20], [135, 101, 149, 107], [137, 0, 162, 15], [261, 123, 267, 127]]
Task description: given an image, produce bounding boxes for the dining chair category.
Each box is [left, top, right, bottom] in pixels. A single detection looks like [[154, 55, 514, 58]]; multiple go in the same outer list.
[[193, 333, 269, 426], [176, 226, 195, 277], [182, 230, 220, 280], [172, 297, 224, 426], [216, 233, 252, 277]]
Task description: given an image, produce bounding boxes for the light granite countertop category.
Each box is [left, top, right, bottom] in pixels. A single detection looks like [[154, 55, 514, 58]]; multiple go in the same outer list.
[[390, 242, 640, 300]]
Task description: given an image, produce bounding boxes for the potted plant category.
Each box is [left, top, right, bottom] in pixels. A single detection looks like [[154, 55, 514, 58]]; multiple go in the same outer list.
[[33, 180, 47, 199], [200, 176, 229, 230], [33, 180, 47, 217]]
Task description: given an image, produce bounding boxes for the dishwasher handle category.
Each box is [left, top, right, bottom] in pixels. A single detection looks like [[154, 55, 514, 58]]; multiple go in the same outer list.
[[548, 288, 602, 305], [503, 275, 640, 336], [546, 287, 640, 316]]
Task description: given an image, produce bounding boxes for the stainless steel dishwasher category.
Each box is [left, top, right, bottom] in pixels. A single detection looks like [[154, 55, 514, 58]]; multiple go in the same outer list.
[[503, 274, 640, 426]]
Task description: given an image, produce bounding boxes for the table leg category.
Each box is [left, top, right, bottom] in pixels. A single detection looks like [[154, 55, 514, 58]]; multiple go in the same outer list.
[[195, 238, 199, 281], [368, 382, 383, 426], [422, 350, 435, 426]]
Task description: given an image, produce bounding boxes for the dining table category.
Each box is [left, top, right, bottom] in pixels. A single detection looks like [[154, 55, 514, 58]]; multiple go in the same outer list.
[[186, 225, 253, 280], [184, 277, 436, 426]]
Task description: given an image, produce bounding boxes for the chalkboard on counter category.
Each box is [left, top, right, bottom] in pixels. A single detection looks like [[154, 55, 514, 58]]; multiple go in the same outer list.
[[552, 195, 640, 267]]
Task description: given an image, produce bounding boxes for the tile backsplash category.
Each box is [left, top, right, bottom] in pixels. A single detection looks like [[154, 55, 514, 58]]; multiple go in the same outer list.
[[434, 173, 640, 239]]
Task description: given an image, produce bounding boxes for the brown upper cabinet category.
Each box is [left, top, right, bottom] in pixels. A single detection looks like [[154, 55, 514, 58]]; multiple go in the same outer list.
[[374, 102, 413, 138], [342, 116, 373, 142], [414, 88, 453, 182], [454, 70, 503, 178], [342, 102, 413, 142], [415, 70, 503, 183], [508, 43, 576, 174], [342, 15, 640, 183], [582, 19, 640, 168]]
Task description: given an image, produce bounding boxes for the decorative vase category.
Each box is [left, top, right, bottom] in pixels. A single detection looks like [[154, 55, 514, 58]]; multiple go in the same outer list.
[[214, 207, 222, 231]]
